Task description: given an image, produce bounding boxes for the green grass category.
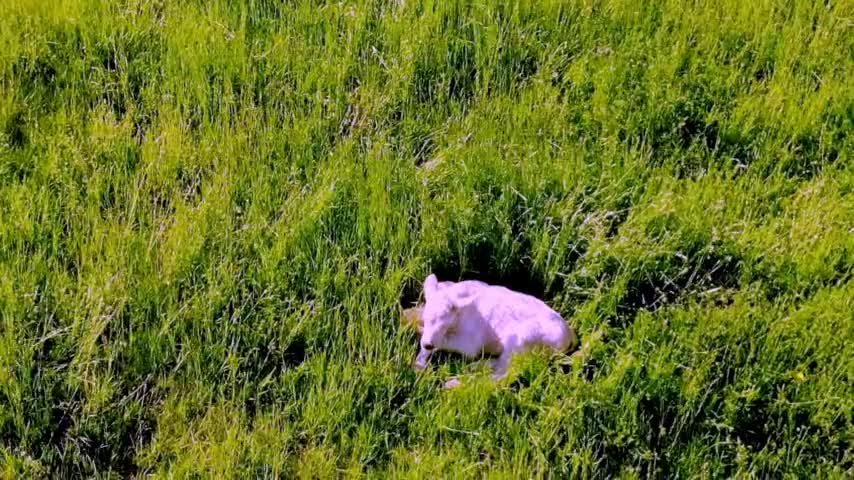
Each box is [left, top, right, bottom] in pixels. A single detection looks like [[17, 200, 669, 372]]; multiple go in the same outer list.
[[1, 0, 853, 477]]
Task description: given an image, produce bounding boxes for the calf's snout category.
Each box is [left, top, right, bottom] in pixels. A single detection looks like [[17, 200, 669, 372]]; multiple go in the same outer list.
[[413, 346, 432, 371]]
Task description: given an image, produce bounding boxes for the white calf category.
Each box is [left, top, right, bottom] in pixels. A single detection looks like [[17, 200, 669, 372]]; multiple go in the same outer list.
[[405, 274, 577, 387]]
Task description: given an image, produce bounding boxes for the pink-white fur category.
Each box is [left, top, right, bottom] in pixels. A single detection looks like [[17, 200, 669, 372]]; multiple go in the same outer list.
[[412, 274, 577, 387]]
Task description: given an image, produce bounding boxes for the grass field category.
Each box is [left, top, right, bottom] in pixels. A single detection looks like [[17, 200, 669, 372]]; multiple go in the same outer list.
[[1, 0, 853, 477]]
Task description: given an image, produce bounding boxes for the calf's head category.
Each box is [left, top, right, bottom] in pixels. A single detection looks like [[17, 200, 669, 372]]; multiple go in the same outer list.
[[413, 274, 477, 369]]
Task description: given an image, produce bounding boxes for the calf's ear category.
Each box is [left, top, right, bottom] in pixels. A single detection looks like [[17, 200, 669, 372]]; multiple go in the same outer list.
[[447, 284, 479, 309], [401, 306, 424, 334], [423, 274, 439, 299]]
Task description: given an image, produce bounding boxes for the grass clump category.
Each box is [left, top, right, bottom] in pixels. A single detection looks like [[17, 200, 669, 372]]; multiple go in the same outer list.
[[1, 0, 852, 477]]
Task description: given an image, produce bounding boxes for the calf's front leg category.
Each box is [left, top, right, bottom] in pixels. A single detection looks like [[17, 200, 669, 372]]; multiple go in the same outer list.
[[489, 352, 512, 381], [440, 350, 514, 389]]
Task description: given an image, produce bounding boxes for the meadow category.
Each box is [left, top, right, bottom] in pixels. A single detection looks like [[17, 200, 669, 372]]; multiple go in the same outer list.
[[1, 0, 852, 477]]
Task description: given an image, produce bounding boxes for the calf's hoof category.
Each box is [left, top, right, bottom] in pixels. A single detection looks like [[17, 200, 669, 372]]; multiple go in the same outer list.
[[442, 378, 462, 389]]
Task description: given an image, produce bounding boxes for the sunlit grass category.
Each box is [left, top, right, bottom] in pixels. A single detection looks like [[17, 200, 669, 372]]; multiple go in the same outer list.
[[1, 0, 852, 477]]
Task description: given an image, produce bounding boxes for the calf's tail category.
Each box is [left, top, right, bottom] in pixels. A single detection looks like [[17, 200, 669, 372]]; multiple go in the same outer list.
[[561, 322, 579, 353], [551, 314, 579, 353]]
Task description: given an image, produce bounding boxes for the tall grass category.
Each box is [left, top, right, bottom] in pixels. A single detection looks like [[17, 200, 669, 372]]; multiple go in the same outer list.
[[1, 0, 852, 477]]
